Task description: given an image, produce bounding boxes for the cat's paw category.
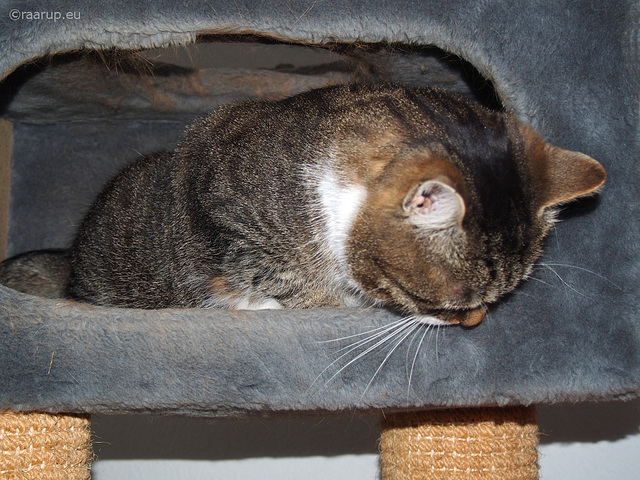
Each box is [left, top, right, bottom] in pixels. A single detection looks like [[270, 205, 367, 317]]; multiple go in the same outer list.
[[236, 297, 283, 310], [202, 291, 283, 310]]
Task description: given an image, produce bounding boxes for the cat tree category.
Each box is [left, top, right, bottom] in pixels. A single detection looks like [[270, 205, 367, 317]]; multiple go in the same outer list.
[[1, 0, 639, 478]]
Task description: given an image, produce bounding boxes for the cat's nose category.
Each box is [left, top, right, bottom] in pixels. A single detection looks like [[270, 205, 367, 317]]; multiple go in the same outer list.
[[444, 306, 486, 326], [457, 306, 486, 327]]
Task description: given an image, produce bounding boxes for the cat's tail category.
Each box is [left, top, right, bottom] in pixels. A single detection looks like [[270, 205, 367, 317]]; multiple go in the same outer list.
[[0, 249, 71, 299]]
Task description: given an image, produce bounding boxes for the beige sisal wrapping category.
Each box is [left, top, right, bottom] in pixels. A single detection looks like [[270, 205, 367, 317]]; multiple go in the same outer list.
[[380, 406, 539, 480], [0, 411, 92, 480]]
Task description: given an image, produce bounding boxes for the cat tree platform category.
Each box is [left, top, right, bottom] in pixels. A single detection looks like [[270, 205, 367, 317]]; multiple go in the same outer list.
[[1, 0, 639, 478]]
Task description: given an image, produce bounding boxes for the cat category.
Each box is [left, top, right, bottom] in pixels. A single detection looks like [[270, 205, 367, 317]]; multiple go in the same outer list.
[[5, 83, 606, 327], [0, 249, 70, 299]]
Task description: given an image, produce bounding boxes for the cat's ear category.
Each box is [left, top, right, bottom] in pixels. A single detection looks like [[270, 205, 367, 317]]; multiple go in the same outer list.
[[540, 147, 606, 208], [402, 179, 465, 229], [521, 125, 606, 209]]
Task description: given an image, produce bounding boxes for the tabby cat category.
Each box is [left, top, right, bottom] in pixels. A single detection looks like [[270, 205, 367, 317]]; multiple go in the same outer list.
[[57, 84, 604, 325]]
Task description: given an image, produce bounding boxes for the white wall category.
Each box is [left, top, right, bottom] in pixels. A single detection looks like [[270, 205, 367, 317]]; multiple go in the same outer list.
[[537, 400, 640, 479], [91, 399, 640, 479]]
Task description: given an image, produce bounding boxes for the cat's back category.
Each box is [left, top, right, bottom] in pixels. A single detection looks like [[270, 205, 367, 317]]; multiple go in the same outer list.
[[73, 152, 177, 244], [67, 152, 187, 307]]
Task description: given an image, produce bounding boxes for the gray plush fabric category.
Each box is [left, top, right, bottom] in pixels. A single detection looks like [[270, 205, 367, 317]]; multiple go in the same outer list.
[[1, 286, 637, 416], [1, 0, 639, 415]]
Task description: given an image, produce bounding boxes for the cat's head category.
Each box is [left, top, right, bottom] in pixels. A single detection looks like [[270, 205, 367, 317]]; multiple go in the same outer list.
[[334, 85, 606, 326]]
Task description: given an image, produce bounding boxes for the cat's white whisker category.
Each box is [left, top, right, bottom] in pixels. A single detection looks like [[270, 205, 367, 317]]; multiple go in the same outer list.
[[318, 318, 418, 390], [552, 224, 560, 250], [332, 319, 414, 365], [537, 262, 622, 289], [526, 275, 555, 288], [404, 320, 424, 368], [331, 322, 411, 355], [361, 319, 422, 399], [538, 264, 591, 299], [309, 318, 413, 389], [314, 313, 447, 398], [407, 322, 433, 399], [433, 323, 444, 363], [316, 317, 408, 345]]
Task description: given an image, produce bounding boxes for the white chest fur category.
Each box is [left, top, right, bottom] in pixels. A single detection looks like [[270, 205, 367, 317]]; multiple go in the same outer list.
[[316, 170, 367, 286]]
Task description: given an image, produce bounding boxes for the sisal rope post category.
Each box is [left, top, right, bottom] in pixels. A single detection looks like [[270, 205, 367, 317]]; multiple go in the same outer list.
[[380, 406, 539, 480], [0, 411, 92, 480]]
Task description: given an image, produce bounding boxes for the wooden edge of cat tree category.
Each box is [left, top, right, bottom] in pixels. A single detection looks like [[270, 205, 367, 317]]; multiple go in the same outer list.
[[380, 406, 539, 480]]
